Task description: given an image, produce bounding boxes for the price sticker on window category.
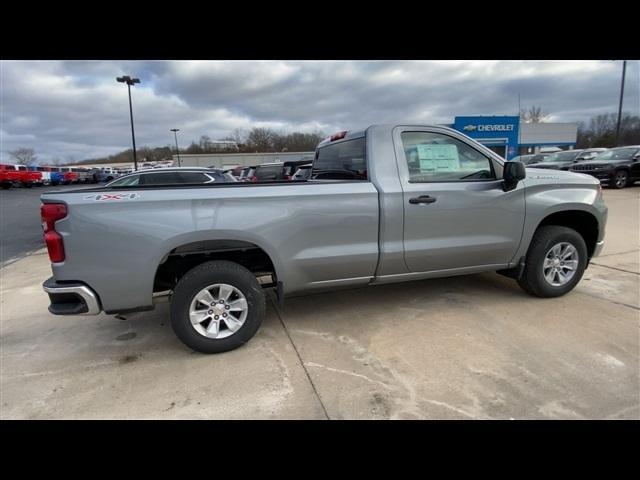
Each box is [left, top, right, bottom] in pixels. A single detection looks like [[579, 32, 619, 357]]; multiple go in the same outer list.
[[417, 144, 460, 172]]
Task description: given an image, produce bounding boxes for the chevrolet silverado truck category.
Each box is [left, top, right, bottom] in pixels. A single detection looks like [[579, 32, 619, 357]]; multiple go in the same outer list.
[[41, 125, 607, 353]]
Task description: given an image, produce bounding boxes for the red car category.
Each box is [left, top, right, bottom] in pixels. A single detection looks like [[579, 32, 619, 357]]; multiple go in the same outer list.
[[15, 164, 42, 187], [60, 167, 79, 184], [0, 164, 24, 189]]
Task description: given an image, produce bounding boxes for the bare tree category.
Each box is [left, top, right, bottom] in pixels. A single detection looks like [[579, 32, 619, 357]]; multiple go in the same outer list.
[[520, 106, 550, 123], [577, 112, 640, 148], [9, 147, 38, 166], [246, 128, 277, 152], [221, 129, 246, 146], [199, 135, 212, 152]]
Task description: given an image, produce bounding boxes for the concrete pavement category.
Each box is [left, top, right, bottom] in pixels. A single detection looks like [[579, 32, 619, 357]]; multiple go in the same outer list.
[[1, 187, 638, 419]]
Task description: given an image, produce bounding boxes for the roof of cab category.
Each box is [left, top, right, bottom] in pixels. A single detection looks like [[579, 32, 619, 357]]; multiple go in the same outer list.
[[316, 124, 470, 148]]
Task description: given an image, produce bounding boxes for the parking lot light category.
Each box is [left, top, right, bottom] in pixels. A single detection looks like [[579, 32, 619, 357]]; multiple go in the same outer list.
[[116, 75, 141, 171], [615, 60, 627, 147], [170, 129, 181, 167]]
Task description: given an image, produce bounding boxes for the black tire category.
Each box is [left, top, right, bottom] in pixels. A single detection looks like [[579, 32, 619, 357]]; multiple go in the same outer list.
[[1, 183, 10, 190], [611, 170, 629, 189], [517, 225, 588, 298], [170, 260, 266, 353]]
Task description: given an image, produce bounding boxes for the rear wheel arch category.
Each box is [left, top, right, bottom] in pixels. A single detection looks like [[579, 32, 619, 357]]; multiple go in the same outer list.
[[153, 239, 280, 294]]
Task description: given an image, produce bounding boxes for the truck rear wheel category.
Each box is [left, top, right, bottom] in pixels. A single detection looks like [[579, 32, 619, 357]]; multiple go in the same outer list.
[[170, 260, 266, 353], [517, 225, 587, 298]]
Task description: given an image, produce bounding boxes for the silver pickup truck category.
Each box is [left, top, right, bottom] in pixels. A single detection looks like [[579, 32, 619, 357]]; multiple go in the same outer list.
[[41, 125, 607, 353]]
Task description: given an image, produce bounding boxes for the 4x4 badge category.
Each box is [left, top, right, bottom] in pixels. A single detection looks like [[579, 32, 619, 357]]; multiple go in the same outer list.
[[84, 193, 140, 201]]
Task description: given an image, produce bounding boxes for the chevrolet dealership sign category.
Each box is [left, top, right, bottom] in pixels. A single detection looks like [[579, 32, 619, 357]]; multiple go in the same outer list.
[[464, 123, 515, 132], [453, 116, 520, 160]]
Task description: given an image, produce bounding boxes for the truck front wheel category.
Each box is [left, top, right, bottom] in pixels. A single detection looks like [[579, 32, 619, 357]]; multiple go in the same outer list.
[[517, 225, 587, 298], [170, 260, 266, 353]]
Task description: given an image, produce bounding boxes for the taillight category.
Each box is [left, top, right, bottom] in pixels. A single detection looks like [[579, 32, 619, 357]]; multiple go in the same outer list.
[[41, 203, 67, 263], [250, 176, 257, 182]]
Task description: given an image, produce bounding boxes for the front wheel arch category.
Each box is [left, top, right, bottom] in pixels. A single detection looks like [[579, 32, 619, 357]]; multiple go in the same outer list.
[[534, 210, 599, 259]]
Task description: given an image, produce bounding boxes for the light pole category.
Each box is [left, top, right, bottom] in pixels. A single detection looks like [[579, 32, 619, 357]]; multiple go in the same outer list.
[[170, 129, 181, 167], [615, 60, 627, 147], [116, 75, 141, 171]]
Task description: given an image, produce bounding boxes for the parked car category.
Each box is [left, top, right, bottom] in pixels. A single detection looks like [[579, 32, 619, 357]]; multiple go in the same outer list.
[[59, 167, 79, 184], [37, 166, 65, 186], [98, 167, 120, 182], [0, 164, 23, 189], [510, 154, 536, 165], [576, 148, 607, 161], [528, 149, 586, 170], [41, 124, 607, 354], [222, 166, 243, 178], [238, 166, 257, 182], [15, 165, 42, 187], [28, 166, 51, 186], [291, 163, 313, 180], [248, 160, 312, 182], [529, 153, 551, 164], [529, 149, 610, 171], [569, 145, 640, 189], [105, 167, 237, 187], [72, 167, 93, 183]]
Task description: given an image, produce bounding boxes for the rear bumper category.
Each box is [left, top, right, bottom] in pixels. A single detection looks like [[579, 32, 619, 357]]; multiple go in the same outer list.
[[43, 277, 102, 315]]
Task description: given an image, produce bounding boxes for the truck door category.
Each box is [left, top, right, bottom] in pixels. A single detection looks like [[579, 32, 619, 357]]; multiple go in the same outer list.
[[393, 127, 525, 273]]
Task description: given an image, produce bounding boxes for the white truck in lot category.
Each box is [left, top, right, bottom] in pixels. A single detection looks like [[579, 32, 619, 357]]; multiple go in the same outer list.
[[41, 125, 607, 353]]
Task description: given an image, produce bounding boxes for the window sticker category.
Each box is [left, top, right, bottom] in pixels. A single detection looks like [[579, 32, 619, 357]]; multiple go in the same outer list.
[[417, 144, 460, 172]]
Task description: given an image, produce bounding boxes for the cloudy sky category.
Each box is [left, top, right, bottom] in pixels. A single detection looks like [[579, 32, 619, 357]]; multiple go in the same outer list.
[[1, 60, 638, 164]]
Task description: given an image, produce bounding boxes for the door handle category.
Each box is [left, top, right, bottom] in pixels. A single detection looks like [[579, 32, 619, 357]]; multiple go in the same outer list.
[[409, 195, 437, 204]]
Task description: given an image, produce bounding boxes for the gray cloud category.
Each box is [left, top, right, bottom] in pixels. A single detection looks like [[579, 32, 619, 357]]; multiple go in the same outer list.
[[1, 60, 638, 163]]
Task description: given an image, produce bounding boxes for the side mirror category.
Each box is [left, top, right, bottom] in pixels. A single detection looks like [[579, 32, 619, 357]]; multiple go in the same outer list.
[[503, 161, 526, 192]]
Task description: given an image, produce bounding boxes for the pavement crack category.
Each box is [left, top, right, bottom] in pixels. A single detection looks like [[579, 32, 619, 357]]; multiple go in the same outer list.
[[304, 361, 393, 389], [268, 295, 330, 420], [596, 249, 640, 258], [590, 262, 640, 276], [575, 290, 639, 311]]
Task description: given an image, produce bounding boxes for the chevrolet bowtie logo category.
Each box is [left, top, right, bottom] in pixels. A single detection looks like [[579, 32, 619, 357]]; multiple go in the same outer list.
[[463, 125, 477, 132]]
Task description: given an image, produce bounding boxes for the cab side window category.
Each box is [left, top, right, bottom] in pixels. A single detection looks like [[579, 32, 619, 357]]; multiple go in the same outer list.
[[401, 132, 495, 182]]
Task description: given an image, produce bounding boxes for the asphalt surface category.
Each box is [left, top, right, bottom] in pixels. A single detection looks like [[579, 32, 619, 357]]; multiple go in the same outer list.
[[0, 184, 95, 267]]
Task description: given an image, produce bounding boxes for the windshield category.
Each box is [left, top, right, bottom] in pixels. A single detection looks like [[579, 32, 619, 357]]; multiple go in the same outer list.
[[541, 151, 581, 162], [592, 148, 638, 161]]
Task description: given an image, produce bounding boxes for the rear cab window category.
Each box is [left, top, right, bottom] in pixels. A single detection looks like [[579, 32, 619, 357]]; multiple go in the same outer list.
[[255, 165, 283, 181], [313, 137, 367, 180]]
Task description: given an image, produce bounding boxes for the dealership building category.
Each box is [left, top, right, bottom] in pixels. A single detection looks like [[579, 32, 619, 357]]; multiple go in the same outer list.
[[449, 116, 578, 160]]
